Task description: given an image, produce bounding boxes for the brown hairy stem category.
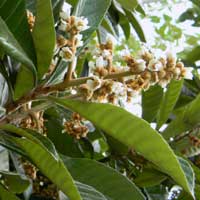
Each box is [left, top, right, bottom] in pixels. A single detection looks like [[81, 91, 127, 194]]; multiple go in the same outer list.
[[1, 70, 140, 125]]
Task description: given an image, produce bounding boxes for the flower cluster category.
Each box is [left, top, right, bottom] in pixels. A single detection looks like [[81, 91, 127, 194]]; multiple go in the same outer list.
[[124, 50, 190, 89], [64, 112, 89, 139], [88, 38, 114, 76], [78, 41, 193, 105], [56, 6, 89, 62]]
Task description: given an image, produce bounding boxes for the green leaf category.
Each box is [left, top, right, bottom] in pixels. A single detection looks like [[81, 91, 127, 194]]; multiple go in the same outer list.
[[0, 183, 20, 200], [0, 0, 36, 62], [61, 156, 145, 200], [63, 181, 108, 200], [0, 17, 36, 75], [185, 46, 200, 63], [32, 0, 56, 79], [178, 157, 195, 196], [119, 13, 131, 39], [0, 125, 81, 199], [52, 98, 195, 198], [0, 171, 30, 194], [14, 65, 34, 100], [162, 94, 200, 140], [10, 136, 82, 200], [117, 0, 138, 11], [135, 4, 146, 16], [157, 79, 183, 129], [51, 0, 65, 22], [125, 10, 146, 42], [134, 169, 167, 187], [0, 73, 8, 107], [101, 17, 117, 37], [74, 0, 111, 49], [142, 85, 163, 122], [178, 185, 200, 200], [0, 124, 58, 160]]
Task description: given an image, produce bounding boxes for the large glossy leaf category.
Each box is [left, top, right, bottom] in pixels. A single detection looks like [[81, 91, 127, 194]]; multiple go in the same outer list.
[[0, 183, 20, 200], [162, 94, 200, 140], [0, 17, 36, 74], [14, 65, 34, 100], [52, 98, 195, 198], [63, 181, 107, 200], [0, 124, 58, 160], [61, 156, 145, 200], [9, 136, 82, 200], [0, 0, 36, 62], [142, 85, 163, 122], [74, 0, 111, 49], [157, 79, 183, 129], [32, 0, 56, 79]]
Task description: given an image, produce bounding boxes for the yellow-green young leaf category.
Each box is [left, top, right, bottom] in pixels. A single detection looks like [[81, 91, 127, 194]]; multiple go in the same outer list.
[[32, 0, 56, 79], [142, 85, 163, 122], [14, 65, 35, 100], [0, 17, 36, 74], [157, 79, 183, 129], [52, 98, 195, 198], [125, 11, 146, 42], [163, 94, 200, 140], [11, 137, 82, 200], [117, 0, 138, 11], [0, 184, 20, 200]]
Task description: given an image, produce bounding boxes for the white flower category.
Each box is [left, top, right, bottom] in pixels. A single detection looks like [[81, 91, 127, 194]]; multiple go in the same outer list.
[[59, 47, 73, 61], [102, 49, 111, 58], [74, 16, 89, 31], [184, 67, 193, 80], [88, 61, 95, 68], [173, 67, 181, 76], [96, 56, 105, 67], [148, 59, 163, 71], [119, 49, 130, 57], [62, 2, 72, 18], [60, 11, 70, 20], [86, 76, 102, 91], [166, 51, 177, 63], [58, 19, 67, 31], [136, 59, 146, 72], [111, 82, 127, 97], [75, 34, 83, 47]]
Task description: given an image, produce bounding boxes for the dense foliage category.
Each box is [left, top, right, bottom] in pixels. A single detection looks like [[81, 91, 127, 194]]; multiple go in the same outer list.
[[0, 0, 200, 199]]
